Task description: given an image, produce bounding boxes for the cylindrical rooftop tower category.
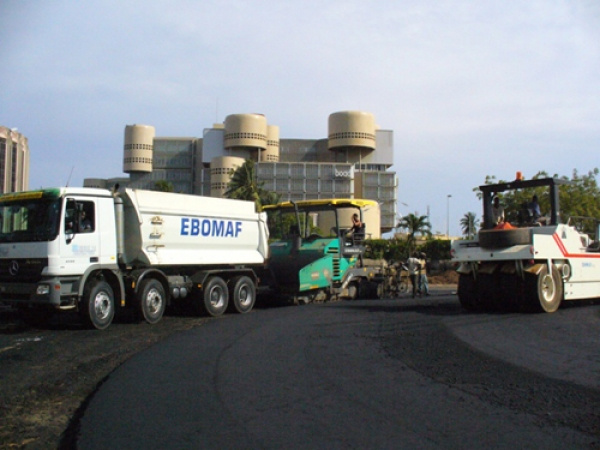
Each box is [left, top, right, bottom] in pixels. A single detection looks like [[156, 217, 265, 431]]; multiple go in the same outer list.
[[123, 124, 155, 173], [263, 125, 280, 162], [328, 111, 376, 150], [224, 114, 268, 153], [210, 155, 245, 198]]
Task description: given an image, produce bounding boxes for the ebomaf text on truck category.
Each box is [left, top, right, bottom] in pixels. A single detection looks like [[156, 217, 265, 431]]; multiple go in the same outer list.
[[0, 187, 269, 329]]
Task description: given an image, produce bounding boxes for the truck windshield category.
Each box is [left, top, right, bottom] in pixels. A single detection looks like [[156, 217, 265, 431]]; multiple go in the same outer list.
[[267, 208, 339, 240], [0, 198, 61, 242]]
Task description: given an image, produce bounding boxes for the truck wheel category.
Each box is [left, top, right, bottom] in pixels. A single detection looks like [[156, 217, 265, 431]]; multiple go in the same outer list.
[[202, 276, 229, 317], [81, 280, 114, 330], [359, 281, 378, 299], [228, 276, 256, 314], [138, 279, 166, 324], [458, 274, 478, 311], [358, 281, 368, 299], [531, 266, 563, 313]]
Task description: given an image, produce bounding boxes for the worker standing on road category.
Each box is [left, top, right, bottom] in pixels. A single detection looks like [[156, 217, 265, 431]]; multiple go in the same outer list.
[[406, 252, 421, 298], [419, 252, 430, 296]]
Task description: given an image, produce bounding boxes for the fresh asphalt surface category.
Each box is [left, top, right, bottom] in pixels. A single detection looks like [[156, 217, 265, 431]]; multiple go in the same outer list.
[[75, 288, 600, 449]]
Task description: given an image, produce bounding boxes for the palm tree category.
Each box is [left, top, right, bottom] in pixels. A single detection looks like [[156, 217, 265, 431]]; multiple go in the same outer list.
[[397, 213, 432, 254], [259, 190, 280, 208], [225, 160, 262, 205], [460, 212, 479, 238], [225, 160, 279, 210], [153, 180, 174, 192]]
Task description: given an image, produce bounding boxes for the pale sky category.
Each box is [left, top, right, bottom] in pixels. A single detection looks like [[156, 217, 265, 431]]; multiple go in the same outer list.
[[1, 0, 599, 236]]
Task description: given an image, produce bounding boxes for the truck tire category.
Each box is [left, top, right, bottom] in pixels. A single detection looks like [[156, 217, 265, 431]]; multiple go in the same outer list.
[[529, 265, 563, 313], [358, 280, 368, 299], [358, 280, 378, 299], [479, 228, 530, 249], [457, 273, 479, 311], [81, 280, 115, 330], [228, 275, 256, 314], [202, 276, 229, 317], [138, 279, 166, 324]]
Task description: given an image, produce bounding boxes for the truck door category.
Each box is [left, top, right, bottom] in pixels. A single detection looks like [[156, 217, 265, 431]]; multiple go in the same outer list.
[[60, 198, 101, 273]]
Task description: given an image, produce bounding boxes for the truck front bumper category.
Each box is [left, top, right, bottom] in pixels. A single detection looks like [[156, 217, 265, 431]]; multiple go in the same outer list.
[[0, 277, 79, 309]]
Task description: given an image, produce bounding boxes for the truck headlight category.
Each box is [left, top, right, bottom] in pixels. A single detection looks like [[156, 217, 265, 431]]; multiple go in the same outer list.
[[36, 285, 50, 295]]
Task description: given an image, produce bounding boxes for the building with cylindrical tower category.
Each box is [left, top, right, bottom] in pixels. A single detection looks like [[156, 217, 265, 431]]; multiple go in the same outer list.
[[123, 124, 155, 173], [263, 125, 280, 162], [87, 110, 397, 232], [224, 114, 267, 157], [328, 111, 376, 151], [210, 155, 245, 198]]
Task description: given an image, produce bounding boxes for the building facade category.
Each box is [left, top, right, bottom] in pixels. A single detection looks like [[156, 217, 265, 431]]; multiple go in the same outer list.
[[0, 126, 29, 194], [84, 111, 398, 231]]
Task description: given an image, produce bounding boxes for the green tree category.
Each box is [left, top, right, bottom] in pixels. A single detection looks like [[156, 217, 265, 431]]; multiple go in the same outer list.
[[225, 159, 279, 210], [460, 212, 479, 238], [364, 238, 409, 262], [397, 213, 432, 254], [153, 180, 174, 192], [225, 160, 260, 203], [478, 169, 600, 232], [364, 238, 449, 263], [259, 189, 281, 208], [559, 169, 600, 222], [420, 239, 451, 261]]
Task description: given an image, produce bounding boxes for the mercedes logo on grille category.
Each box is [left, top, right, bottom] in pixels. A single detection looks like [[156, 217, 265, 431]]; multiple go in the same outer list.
[[9, 260, 19, 276]]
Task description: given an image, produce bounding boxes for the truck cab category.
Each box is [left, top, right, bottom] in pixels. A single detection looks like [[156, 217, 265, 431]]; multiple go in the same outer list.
[[0, 188, 121, 328]]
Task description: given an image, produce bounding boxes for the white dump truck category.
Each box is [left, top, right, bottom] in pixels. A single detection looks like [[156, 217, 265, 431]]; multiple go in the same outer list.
[[0, 187, 269, 329], [451, 176, 600, 313]]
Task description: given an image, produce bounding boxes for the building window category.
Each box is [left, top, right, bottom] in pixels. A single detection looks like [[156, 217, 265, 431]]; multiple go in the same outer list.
[[224, 132, 267, 141], [124, 144, 153, 150], [0, 138, 5, 193], [11, 143, 17, 192], [329, 132, 376, 141]]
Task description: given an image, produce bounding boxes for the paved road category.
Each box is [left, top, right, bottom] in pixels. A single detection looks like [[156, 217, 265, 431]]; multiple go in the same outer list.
[[75, 289, 600, 449]]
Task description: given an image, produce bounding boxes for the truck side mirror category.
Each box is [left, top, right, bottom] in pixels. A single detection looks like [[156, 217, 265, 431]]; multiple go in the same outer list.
[[65, 198, 77, 243], [65, 227, 74, 244]]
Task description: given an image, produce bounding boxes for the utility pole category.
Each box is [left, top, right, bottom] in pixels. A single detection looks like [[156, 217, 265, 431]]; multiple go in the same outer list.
[[446, 194, 452, 238]]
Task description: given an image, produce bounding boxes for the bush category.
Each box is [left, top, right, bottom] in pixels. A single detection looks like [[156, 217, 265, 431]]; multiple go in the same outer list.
[[364, 239, 408, 262], [364, 238, 451, 263], [419, 239, 451, 261]]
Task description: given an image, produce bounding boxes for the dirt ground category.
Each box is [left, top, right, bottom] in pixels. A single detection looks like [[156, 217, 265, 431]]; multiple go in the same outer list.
[[0, 309, 212, 449], [427, 269, 459, 285], [0, 274, 457, 449]]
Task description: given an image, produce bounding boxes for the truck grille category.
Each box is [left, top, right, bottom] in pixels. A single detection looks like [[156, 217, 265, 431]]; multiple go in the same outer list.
[[332, 257, 340, 278], [0, 258, 47, 283], [327, 248, 341, 278]]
